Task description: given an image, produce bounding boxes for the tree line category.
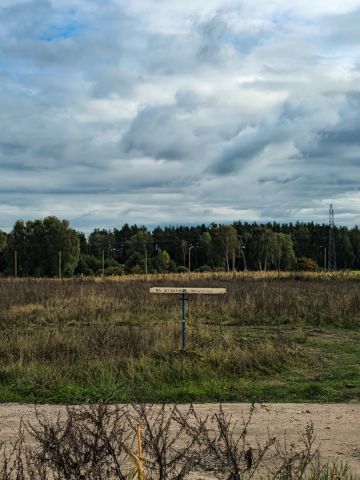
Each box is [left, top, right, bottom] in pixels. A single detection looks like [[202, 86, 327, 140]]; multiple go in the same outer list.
[[0, 216, 359, 276]]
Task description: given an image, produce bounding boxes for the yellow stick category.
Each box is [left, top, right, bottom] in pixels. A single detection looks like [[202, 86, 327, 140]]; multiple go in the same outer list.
[[126, 424, 145, 480], [137, 424, 142, 461]]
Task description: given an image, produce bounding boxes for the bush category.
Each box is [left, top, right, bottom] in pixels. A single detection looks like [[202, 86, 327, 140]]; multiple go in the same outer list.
[[103, 265, 125, 276], [1, 403, 348, 480], [196, 265, 212, 272], [176, 266, 189, 273], [296, 257, 319, 271], [130, 264, 144, 274]]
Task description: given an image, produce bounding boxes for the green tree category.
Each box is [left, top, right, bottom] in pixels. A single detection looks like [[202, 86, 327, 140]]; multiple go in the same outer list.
[[349, 226, 360, 269], [75, 254, 101, 275], [0, 230, 6, 252], [293, 224, 311, 257], [249, 228, 277, 271], [275, 233, 296, 271], [6, 217, 80, 277], [88, 229, 115, 258], [0, 230, 7, 274], [152, 249, 171, 273], [126, 230, 153, 273], [212, 225, 239, 271], [336, 227, 355, 269], [125, 252, 144, 274], [199, 231, 212, 266], [6, 220, 31, 275], [113, 224, 141, 263], [77, 232, 88, 255], [40, 216, 80, 276]]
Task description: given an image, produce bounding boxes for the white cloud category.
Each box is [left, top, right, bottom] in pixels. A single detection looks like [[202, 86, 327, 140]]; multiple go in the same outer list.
[[0, 0, 360, 231]]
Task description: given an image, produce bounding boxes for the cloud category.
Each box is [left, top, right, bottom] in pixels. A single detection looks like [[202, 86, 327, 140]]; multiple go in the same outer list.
[[0, 0, 360, 231]]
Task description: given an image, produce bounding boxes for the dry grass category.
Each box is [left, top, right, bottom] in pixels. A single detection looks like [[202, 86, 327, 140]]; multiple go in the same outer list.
[[0, 273, 359, 402], [1, 272, 360, 328]]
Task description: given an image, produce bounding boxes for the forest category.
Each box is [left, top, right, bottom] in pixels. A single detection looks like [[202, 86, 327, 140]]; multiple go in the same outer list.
[[0, 216, 359, 276]]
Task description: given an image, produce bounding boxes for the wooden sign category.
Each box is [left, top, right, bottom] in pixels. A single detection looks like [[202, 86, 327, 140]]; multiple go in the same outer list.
[[150, 287, 226, 295], [150, 286, 227, 350]]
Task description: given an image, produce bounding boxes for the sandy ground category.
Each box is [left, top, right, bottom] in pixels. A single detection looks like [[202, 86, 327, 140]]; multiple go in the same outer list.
[[0, 403, 359, 475]]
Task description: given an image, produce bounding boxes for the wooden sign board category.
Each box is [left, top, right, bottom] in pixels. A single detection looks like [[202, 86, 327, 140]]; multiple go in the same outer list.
[[150, 287, 226, 295]]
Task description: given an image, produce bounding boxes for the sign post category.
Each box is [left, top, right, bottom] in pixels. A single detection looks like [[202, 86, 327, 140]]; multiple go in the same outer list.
[[181, 292, 187, 350], [150, 287, 227, 350]]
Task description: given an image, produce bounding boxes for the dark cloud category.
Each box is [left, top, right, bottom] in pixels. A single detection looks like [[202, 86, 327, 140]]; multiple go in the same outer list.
[[211, 122, 284, 174], [0, 143, 27, 155]]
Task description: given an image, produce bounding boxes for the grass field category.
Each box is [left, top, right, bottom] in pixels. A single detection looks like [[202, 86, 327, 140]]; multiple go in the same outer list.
[[0, 272, 360, 403]]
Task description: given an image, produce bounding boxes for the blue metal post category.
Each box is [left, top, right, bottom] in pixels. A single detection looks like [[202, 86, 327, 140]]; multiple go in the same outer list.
[[181, 293, 187, 350]]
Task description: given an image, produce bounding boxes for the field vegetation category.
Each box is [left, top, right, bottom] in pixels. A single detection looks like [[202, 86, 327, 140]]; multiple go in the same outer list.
[[0, 272, 359, 403]]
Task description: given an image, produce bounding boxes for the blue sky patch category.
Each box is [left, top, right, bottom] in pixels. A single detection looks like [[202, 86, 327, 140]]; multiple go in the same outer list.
[[39, 21, 86, 42]]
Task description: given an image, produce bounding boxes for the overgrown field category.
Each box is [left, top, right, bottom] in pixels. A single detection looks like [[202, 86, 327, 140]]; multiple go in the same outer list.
[[0, 272, 360, 403]]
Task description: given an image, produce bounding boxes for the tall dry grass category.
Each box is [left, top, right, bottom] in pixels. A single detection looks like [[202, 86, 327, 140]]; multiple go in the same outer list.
[[0, 273, 359, 402], [1, 273, 359, 328]]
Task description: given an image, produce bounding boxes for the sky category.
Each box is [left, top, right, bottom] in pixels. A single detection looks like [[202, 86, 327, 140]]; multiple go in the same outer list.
[[1, 0, 360, 232]]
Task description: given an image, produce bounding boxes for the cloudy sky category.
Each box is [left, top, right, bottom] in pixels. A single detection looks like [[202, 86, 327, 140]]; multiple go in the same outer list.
[[1, 0, 360, 232]]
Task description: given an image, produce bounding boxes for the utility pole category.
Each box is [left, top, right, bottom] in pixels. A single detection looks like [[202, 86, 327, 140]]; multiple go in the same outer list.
[[58, 250, 62, 279], [181, 240, 187, 267], [188, 244, 194, 279], [14, 250, 17, 278], [102, 250, 105, 277], [328, 204, 337, 271], [144, 246, 148, 275]]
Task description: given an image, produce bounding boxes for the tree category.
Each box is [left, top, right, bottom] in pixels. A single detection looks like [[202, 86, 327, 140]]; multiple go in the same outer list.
[[0, 230, 7, 275], [77, 232, 88, 255], [126, 230, 153, 273], [75, 254, 101, 275], [88, 229, 115, 259], [199, 231, 212, 266], [212, 225, 239, 272], [349, 226, 360, 269], [152, 249, 171, 273], [336, 227, 355, 269], [248, 228, 277, 271], [6, 217, 80, 277], [293, 224, 311, 257], [113, 224, 141, 263], [5, 220, 31, 275], [0, 230, 6, 252], [274, 233, 296, 271]]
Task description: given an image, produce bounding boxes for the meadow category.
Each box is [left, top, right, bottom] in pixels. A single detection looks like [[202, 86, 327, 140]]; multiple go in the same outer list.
[[0, 272, 360, 403]]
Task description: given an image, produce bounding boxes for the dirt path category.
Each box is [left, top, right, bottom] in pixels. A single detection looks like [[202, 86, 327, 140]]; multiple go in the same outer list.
[[0, 403, 359, 474]]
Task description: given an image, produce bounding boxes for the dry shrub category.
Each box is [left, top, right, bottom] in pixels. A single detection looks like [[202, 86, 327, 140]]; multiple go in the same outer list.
[[1, 404, 354, 480]]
